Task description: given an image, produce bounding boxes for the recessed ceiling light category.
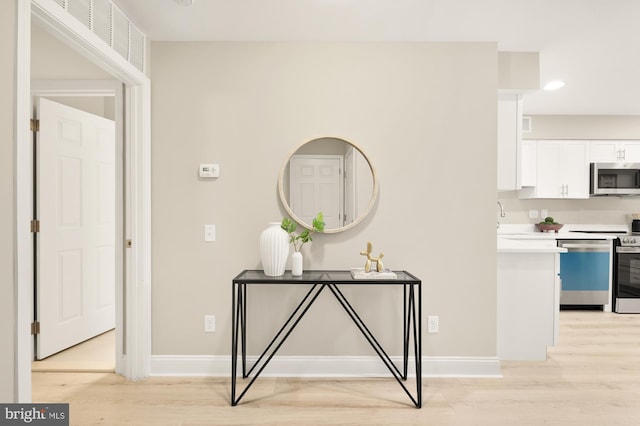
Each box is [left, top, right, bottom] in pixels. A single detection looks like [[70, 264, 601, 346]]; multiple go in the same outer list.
[[543, 80, 566, 91]]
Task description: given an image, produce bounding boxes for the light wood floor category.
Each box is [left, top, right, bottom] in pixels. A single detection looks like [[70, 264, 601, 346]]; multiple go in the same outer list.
[[32, 330, 115, 373], [32, 311, 640, 425]]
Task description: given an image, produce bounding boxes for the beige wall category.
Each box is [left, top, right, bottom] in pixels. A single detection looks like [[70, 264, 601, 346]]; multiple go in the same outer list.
[[151, 42, 498, 357], [499, 114, 640, 226], [497, 191, 640, 226], [498, 51, 539, 92], [41, 96, 112, 118], [31, 24, 115, 119], [1, 0, 16, 402], [31, 24, 111, 79]]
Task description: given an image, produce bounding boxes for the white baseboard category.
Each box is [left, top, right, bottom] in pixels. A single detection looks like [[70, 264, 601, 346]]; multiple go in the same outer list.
[[150, 355, 502, 378]]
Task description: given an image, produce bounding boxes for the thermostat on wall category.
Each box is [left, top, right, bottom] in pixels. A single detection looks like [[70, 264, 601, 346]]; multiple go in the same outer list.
[[199, 164, 220, 178]]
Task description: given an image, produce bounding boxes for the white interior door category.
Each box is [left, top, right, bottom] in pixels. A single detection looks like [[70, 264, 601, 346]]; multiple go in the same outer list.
[[289, 155, 343, 229], [36, 98, 116, 359]]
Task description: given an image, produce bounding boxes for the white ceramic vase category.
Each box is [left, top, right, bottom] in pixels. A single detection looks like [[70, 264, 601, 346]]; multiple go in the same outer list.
[[291, 251, 303, 276], [259, 222, 289, 276]]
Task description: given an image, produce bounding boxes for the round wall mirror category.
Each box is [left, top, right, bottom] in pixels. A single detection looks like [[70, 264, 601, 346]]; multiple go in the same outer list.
[[278, 136, 379, 233]]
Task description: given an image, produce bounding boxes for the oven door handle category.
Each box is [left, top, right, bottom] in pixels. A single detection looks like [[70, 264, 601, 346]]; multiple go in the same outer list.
[[616, 247, 640, 254]]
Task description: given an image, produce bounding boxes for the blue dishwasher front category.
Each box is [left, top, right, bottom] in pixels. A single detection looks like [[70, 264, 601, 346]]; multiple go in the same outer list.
[[558, 239, 611, 306]]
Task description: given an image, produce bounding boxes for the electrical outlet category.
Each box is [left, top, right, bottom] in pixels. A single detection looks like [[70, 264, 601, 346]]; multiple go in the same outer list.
[[541, 209, 549, 219], [427, 315, 439, 333], [204, 315, 215, 332], [204, 224, 216, 242], [528, 209, 539, 219]]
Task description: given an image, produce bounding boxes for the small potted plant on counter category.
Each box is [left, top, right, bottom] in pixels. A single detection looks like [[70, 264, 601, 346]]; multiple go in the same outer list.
[[535, 216, 564, 233], [281, 212, 325, 275]]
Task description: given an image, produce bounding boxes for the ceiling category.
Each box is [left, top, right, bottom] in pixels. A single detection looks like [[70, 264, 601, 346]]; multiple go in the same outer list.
[[114, 0, 640, 116]]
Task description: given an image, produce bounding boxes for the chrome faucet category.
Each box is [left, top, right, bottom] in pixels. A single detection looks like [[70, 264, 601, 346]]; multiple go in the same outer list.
[[497, 201, 506, 228]]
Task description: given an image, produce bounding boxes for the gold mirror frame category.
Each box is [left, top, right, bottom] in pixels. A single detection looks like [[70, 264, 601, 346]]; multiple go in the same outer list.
[[277, 136, 379, 234]]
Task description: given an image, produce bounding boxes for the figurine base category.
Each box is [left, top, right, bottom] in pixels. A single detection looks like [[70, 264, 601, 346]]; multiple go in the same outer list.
[[350, 268, 397, 280]]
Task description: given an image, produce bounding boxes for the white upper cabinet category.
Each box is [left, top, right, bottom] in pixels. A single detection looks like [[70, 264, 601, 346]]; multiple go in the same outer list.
[[590, 140, 640, 162], [520, 140, 590, 199], [497, 94, 523, 191], [520, 140, 537, 187]]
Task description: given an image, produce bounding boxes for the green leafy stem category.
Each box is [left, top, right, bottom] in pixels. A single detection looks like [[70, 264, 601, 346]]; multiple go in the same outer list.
[[281, 212, 325, 252]]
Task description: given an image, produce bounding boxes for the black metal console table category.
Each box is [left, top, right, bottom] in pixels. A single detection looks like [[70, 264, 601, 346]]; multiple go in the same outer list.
[[231, 269, 422, 408]]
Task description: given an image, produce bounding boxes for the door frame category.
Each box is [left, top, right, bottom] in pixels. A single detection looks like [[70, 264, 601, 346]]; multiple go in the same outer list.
[[16, 0, 151, 401], [32, 80, 124, 368], [344, 147, 356, 225]]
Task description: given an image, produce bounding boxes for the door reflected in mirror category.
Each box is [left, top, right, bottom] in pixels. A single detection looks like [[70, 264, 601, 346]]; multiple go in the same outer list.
[[278, 137, 378, 233]]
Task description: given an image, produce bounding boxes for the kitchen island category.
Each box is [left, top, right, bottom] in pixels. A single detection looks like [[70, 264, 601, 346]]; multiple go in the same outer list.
[[499, 225, 618, 309], [497, 236, 566, 360]]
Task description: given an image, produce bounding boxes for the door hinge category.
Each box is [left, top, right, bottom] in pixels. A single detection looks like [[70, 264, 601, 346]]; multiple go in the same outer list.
[[30, 219, 40, 233], [126, 239, 132, 248], [31, 321, 40, 335], [30, 119, 39, 132]]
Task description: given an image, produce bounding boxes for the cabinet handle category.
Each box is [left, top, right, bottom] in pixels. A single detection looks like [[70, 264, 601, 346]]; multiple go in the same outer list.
[[560, 243, 610, 249]]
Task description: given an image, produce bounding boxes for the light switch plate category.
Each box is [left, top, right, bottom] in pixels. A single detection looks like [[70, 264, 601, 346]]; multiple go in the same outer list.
[[529, 209, 539, 219]]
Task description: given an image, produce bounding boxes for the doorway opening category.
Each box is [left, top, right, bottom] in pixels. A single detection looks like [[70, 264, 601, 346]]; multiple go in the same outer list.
[[30, 90, 122, 373], [31, 330, 115, 372], [17, 1, 152, 402]]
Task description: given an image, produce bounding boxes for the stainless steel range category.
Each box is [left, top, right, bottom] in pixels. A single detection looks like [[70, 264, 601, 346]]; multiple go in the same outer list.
[[614, 234, 640, 313]]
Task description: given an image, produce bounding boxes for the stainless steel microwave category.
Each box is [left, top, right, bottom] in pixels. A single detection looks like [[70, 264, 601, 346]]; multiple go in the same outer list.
[[590, 163, 640, 196]]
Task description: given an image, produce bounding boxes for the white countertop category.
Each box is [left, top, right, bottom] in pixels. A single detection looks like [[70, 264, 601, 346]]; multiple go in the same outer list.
[[497, 232, 617, 241], [496, 223, 622, 253], [497, 224, 622, 241], [497, 237, 567, 253]]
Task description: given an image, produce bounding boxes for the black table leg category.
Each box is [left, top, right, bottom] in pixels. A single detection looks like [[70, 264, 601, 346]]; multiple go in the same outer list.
[[231, 282, 239, 405], [231, 283, 327, 406], [416, 282, 422, 408], [403, 284, 409, 380], [406, 283, 421, 407], [327, 283, 421, 408], [241, 283, 247, 377]]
